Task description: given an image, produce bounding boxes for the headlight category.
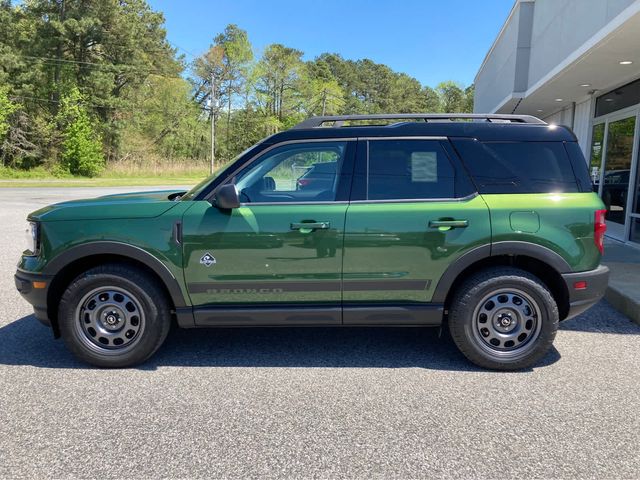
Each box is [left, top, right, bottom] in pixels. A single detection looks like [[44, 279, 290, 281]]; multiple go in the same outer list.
[[25, 221, 39, 255]]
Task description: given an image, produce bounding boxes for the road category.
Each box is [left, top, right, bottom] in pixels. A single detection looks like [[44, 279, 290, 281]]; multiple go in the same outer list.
[[1, 187, 639, 479]]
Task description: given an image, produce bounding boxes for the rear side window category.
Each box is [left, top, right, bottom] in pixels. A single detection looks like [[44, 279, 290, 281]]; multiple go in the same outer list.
[[367, 140, 456, 200], [453, 139, 580, 194]]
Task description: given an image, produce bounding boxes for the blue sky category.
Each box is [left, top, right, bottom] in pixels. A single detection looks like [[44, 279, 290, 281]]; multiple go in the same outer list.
[[148, 0, 513, 87]]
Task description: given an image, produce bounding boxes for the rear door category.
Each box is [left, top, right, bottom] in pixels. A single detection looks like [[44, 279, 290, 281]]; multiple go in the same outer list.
[[342, 137, 491, 324]]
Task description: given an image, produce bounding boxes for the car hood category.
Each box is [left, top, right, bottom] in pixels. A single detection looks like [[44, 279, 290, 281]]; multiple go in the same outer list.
[[29, 189, 186, 222]]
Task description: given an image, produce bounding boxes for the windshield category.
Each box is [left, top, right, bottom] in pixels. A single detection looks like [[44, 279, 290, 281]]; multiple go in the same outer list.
[[180, 142, 266, 201]]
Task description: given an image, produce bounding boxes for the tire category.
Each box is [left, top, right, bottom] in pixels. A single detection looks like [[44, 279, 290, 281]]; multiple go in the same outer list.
[[58, 264, 172, 368], [448, 267, 559, 371]]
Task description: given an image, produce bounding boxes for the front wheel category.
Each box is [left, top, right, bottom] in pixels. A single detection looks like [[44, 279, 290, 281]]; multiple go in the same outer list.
[[448, 267, 559, 370], [58, 264, 172, 368]]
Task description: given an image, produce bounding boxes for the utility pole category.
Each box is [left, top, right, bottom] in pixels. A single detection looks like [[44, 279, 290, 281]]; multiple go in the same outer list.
[[210, 71, 216, 175]]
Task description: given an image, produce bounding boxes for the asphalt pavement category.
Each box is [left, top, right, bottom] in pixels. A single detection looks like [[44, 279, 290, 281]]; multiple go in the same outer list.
[[0, 187, 639, 479]]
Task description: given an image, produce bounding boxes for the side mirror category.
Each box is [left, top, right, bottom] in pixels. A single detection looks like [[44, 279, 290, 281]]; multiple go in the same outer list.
[[213, 184, 240, 209]]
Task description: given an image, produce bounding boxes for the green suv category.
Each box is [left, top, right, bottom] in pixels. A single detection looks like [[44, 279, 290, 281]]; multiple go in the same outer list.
[[15, 114, 609, 370]]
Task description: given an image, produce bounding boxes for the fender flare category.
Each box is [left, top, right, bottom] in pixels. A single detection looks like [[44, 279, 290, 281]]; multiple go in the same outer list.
[[491, 241, 571, 272], [43, 241, 187, 308], [431, 241, 571, 303]]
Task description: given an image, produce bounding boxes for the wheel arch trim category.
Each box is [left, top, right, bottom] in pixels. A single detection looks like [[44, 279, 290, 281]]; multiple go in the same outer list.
[[432, 241, 571, 304], [432, 244, 491, 303], [43, 241, 188, 308], [491, 241, 572, 273]]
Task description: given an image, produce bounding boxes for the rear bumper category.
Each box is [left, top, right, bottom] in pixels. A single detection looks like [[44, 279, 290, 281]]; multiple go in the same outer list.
[[561, 265, 609, 320], [14, 270, 53, 327]]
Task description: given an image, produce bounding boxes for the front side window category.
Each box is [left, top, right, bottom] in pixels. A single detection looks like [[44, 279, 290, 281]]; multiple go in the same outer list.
[[234, 141, 347, 203], [181, 141, 266, 201], [367, 140, 456, 200]]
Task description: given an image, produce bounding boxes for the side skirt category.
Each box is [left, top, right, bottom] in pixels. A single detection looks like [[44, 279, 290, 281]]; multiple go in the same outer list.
[[343, 304, 443, 326], [177, 303, 444, 328]]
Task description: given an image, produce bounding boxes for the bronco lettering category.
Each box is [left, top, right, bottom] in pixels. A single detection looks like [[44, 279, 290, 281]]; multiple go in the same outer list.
[[204, 288, 285, 294]]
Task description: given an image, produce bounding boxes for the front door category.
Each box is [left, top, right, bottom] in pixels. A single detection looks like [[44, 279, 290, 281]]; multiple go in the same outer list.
[[182, 140, 355, 325], [342, 138, 490, 324]]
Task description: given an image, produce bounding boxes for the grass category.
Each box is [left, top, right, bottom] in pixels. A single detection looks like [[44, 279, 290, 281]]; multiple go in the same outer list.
[[0, 177, 204, 188], [0, 164, 209, 188]]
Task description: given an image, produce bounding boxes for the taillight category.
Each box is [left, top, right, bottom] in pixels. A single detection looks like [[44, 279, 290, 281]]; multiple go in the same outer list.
[[594, 209, 607, 254]]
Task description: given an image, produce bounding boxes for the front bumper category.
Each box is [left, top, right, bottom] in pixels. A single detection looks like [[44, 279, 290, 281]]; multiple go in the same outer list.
[[561, 265, 609, 320], [14, 270, 53, 327]]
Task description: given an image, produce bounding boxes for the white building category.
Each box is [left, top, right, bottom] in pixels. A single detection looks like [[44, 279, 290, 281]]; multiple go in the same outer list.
[[474, 0, 640, 244]]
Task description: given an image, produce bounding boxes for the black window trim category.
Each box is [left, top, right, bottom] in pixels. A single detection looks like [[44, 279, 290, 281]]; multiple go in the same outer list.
[[351, 136, 476, 203], [348, 192, 478, 204]]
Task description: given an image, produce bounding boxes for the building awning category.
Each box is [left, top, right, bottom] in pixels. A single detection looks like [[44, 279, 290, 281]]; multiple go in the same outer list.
[[500, 7, 640, 116]]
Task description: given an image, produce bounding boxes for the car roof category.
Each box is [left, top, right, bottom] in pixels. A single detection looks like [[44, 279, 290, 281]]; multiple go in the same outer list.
[[267, 121, 576, 144]]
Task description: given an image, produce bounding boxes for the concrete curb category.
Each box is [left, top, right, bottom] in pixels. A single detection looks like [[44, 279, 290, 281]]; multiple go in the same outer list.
[[601, 240, 640, 326], [604, 283, 640, 326]]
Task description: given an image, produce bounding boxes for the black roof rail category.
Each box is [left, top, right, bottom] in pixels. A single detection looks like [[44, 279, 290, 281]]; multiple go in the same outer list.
[[293, 113, 546, 129]]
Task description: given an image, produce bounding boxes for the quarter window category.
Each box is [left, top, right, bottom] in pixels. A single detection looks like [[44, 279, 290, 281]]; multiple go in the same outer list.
[[454, 140, 580, 194], [366, 140, 456, 200]]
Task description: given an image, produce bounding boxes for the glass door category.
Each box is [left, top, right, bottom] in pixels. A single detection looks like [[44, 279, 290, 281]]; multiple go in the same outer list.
[[630, 129, 640, 243], [589, 123, 605, 187], [600, 115, 637, 239]]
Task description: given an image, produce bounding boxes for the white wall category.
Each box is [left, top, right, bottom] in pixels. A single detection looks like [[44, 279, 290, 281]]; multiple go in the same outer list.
[[542, 98, 593, 162], [473, 4, 523, 113], [573, 98, 593, 158], [542, 107, 572, 127], [475, 0, 639, 114], [528, 0, 637, 89]]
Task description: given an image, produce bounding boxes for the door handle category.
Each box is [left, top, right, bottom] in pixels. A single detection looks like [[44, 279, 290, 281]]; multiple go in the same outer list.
[[291, 221, 330, 232], [428, 219, 469, 229]]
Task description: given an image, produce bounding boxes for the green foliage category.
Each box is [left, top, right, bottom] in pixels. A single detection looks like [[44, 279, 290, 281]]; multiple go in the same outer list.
[[436, 81, 467, 113], [0, 85, 17, 139], [0, 0, 182, 174], [0, 1, 474, 176], [58, 88, 104, 177]]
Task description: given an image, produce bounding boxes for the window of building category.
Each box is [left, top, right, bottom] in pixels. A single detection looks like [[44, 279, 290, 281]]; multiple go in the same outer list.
[[595, 78, 640, 117]]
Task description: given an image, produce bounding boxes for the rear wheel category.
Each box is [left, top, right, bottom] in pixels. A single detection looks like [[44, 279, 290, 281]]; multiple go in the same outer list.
[[448, 267, 559, 370], [58, 264, 171, 368]]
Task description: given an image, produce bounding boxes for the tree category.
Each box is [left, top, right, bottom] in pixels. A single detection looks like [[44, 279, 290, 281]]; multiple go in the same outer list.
[[256, 44, 304, 123], [123, 75, 208, 161], [313, 53, 362, 113], [389, 73, 429, 113], [1, 109, 39, 168], [301, 60, 344, 115], [463, 84, 475, 113], [58, 88, 104, 176], [0, 87, 40, 168], [0, 7, 476, 175], [0, 86, 17, 140], [14, 0, 181, 153], [214, 25, 253, 143], [422, 86, 442, 112], [436, 81, 466, 112]]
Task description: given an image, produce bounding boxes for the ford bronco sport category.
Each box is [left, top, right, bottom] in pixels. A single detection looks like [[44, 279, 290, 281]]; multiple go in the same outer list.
[[15, 114, 609, 370]]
